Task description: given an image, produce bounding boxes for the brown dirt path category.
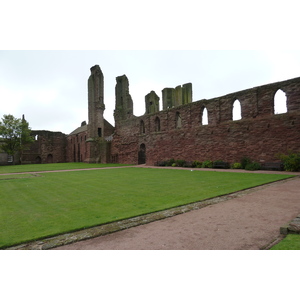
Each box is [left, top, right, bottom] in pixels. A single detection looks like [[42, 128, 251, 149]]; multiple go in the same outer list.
[[54, 171, 300, 250]]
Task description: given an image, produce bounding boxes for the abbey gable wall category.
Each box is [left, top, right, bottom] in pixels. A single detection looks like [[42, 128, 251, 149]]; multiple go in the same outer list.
[[111, 76, 300, 166]]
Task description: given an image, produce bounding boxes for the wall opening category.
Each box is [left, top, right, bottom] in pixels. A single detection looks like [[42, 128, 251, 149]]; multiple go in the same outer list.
[[98, 128, 102, 137], [274, 89, 287, 114], [140, 120, 145, 134], [202, 107, 208, 125], [35, 156, 41, 164], [176, 112, 182, 128], [155, 117, 161, 132], [138, 143, 146, 164], [232, 99, 242, 121]]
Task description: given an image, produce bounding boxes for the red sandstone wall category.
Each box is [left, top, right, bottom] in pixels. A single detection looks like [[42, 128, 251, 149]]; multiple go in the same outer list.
[[111, 77, 300, 165], [66, 130, 88, 162], [23, 131, 67, 164]]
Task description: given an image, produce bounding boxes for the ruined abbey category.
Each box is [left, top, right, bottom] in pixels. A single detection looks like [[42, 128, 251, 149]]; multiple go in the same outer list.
[[10, 65, 300, 166]]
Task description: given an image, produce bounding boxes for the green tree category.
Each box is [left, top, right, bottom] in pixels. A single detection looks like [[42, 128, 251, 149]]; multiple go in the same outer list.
[[0, 114, 34, 164]]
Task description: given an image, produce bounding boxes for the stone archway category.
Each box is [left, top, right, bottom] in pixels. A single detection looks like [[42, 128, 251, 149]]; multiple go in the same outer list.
[[138, 144, 146, 164]]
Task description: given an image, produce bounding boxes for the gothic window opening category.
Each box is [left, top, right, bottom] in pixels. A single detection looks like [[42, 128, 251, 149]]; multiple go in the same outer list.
[[202, 107, 208, 125], [140, 120, 145, 134], [176, 112, 182, 128], [274, 89, 287, 114], [232, 99, 242, 121], [155, 117, 161, 132], [98, 128, 102, 137]]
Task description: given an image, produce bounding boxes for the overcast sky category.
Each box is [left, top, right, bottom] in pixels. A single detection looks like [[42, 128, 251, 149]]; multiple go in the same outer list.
[[2, 0, 300, 295], [1, 1, 300, 135], [1, 50, 300, 134]]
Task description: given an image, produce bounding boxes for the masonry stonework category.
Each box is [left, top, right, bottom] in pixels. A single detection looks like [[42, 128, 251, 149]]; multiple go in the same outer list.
[[10, 65, 300, 167], [22, 130, 67, 164], [111, 76, 300, 166]]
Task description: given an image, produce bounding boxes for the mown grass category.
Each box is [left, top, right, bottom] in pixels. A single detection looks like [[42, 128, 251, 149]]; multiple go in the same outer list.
[[270, 234, 300, 250], [0, 162, 130, 174], [0, 167, 293, 248]]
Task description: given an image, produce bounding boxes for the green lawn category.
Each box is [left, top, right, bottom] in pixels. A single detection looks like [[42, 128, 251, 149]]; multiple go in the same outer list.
[[0, 162, 130, 174], [0, 167, 293, 248], [270, 234, 300, 250]]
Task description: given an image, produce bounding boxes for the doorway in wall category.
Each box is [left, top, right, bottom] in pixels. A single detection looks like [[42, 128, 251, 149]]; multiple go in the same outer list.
[[138, 143, 146, 164]]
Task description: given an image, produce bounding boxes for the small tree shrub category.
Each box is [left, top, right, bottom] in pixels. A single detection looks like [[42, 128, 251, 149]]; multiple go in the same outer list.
[[192, 161, 202, 168], [175, 159, 186, 167], [231, 162, 242, 169], [277, 152, 300, 172], [241, 157, 252, 169], [245, 162, 261, 171], [165, 158, 175, 166], [202, 160, 213, 168]]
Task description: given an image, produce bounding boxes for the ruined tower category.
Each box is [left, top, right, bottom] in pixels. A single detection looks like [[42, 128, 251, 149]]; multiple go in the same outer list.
[[87, 65, 105, 139], [145, 91, 160, 114], [114, 75, 133, 121], [85, 65, 108, 163], [162, 83, 193, 110]]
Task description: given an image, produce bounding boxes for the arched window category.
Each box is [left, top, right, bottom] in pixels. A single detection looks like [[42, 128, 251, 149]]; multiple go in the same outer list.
[[176, 112, 182, 128], [155, 117, 161, 132], [274, 89, 287, 114], [201, 107, 208, 125], [232, 99, 242, 121], [140, 120, 145, 134]]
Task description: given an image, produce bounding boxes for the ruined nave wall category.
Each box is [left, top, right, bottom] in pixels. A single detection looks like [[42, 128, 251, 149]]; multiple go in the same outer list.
[[111, 76, 300, 165]]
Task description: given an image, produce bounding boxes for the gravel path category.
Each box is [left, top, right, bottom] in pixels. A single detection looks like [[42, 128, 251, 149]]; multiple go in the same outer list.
[[54, 170, 300, 250]]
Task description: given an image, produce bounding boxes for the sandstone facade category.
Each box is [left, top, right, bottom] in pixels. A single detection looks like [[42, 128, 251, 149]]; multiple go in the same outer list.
[[111, 76, 300, 166], [8, 66, 300, 167]]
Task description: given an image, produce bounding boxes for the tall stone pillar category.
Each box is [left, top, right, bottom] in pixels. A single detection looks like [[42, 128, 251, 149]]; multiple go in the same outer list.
[[162, 88, 175, 110], [86, 65, 107, 163], [114, 75, 133, 121], [182, 83, 193, 105], [145, 91, 160, 114]]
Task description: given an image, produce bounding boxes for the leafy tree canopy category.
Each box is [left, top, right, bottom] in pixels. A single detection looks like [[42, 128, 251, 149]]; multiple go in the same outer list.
[[0, 114, 34, 159]]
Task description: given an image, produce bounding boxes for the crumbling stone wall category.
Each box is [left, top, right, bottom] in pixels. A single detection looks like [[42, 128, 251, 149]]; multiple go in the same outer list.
[[145, 91, 160, 114], [114, 75, 134, 121], [66, 66, 115, 164], [22, 130, 67, 164], [111, 76, 300, 165], [162, 83, 192, 109]]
